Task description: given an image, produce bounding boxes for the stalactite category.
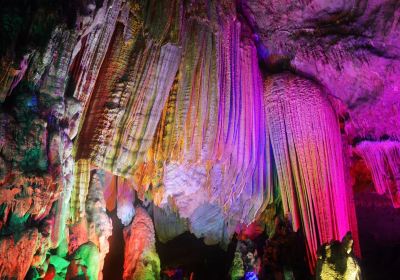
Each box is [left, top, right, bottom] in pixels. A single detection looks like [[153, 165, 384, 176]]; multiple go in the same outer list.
[[72, 0, 125, 106], [141, 17, 270, 244], [75, 14, 142, 165], [116, 177, 136, 226], [153, 205, 188, 243], [70, 0, 272, 248], [70, 159, 90, 223], [189, 203, 225, 245], [356, 140, 400, 207], [71, 1, 273, 247], [2, 1, 394, 278], [103, 171, 118, 212], [103, 42, 181, 175], [263, 73, 357, 270], [75, 11, 182, 176]]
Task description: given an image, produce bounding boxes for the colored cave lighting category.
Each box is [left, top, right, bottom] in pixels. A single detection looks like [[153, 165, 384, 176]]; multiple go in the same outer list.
[[70, 10, 360, 272], [73, 17, 270, 249], [356, 141, 400, 207], [264, 74, 360, 270], [244, 271, 259, 280], [4, 0, 400, 279]]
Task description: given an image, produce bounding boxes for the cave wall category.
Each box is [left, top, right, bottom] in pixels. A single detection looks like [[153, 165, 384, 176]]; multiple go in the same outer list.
[[0, 0, 399, 279]]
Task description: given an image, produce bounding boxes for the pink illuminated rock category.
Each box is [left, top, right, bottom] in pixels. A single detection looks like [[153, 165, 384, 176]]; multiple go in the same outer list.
[[0, 0, 399, 277], [264, 73, 359, 270], [356, 140, 400, 207], [244, 0, 400, 140], [103, 172, 118, 212], [68, 220, 89, 255]]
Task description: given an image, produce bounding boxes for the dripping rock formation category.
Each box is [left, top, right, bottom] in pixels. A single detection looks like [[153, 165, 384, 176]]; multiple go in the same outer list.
[[0, 0, 399, 279]]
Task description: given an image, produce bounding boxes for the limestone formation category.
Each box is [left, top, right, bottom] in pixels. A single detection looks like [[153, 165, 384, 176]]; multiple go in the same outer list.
[[316, 233, 361, 280], [1, 0, 399, 278], [123, 207, 160, 280]]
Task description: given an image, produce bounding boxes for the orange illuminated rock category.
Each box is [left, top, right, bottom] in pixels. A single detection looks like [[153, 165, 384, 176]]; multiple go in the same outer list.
[[123, 207, 160, 280], [0, 229, 39, 280]]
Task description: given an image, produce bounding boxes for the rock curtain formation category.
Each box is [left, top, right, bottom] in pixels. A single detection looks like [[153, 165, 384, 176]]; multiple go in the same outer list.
[[0, 0, 399, 279], [264, 73, 359, 269]]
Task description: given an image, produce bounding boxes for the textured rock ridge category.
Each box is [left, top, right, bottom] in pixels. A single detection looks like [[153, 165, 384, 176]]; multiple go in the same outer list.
[[0, 0, 399, 278], [264, 73, 359, 269], [123, 207, 160, 280], [0, 229, 39, 279], [244, 0, 400, 141]]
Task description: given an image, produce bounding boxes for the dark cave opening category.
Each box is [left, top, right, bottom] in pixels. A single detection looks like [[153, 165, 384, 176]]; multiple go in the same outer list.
[[156, 232, 237, 280], [356, 192, 400, 280], [103, 210, 125, 280]]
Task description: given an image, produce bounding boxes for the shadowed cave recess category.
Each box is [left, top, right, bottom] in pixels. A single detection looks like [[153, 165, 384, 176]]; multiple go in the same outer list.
[[0, 0, 400, 279]]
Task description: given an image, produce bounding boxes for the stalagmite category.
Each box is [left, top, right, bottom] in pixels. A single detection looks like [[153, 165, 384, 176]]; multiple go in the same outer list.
[[85, 170, 112, 280], [123, 207, 160, 280], [66, 241, 100, 280], [316, 233, 361, 280], [264, 73, 357, 270]]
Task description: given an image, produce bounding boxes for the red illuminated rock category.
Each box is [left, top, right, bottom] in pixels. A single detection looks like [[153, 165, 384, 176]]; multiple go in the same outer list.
[[0, 229, 39, 279], [123, 207, 160, 280]]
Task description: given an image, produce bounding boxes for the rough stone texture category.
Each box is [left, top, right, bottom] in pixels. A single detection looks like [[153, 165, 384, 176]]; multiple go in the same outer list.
[[244, 0, 400, 140], [66, 241, 100, 280], [72, 0, 125, 107], [260, 217, 310, 279], [0, 176, 60, 223], [123, 207, 160, 280], [85, 170, 112, 280], [316, 233, 361, 280], [0, 0, 399, 278], [0, 1, 113, 277], [153, 205, 188, 243], [0, 229, 39, 279]]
